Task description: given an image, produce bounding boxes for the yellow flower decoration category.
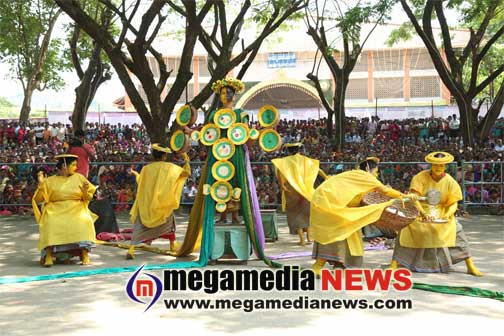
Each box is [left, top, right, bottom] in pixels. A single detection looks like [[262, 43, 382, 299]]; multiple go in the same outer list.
[[211, 78, 245, 94]]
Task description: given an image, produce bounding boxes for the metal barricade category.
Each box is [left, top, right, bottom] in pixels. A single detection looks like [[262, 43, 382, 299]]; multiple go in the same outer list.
[[0, 161, 502, 213]]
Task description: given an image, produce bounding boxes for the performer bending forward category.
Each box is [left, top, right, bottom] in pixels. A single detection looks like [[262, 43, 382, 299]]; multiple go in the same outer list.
[[310, 157, 416, 276]]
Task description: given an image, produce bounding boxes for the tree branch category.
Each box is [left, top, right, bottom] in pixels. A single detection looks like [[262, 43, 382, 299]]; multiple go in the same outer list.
[[145, 13, 166, 51], [227, 0, 250, 47], [473, 63, 504, 96], [433, 1, 460, 72], [477, 23, 504, 62], [400, 0, 460, 94], [216, 0, 228, 45], [165, 0, 186, 17], [69, 25, 85, 79], [460, 6, 494, 66], [307, 73, 332, 113]]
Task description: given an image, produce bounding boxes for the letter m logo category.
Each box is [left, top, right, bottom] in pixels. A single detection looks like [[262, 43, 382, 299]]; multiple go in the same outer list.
[[136, 279, 154, 297]]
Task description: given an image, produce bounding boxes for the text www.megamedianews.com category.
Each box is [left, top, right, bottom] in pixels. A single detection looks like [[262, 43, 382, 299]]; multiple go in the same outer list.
[[163, 297, 412, 312]]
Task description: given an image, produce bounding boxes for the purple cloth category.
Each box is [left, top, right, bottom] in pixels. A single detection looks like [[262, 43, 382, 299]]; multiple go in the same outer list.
[[244, 145, 265, 253], [268, 251, 311, 260], [268, 243, 390, 260]]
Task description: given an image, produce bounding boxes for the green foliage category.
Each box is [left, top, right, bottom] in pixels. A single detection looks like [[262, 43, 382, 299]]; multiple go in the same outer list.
[[63, 0, 116, 75], [0, 97, 13, 108], [0, 0, 69, 91], [390, 0, 504, 101], [386, 23, 414, 46], [460, 0, 504, 99]]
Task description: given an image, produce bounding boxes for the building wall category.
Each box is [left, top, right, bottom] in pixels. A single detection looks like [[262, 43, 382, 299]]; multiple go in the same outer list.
[[126, 47, 450, 111]]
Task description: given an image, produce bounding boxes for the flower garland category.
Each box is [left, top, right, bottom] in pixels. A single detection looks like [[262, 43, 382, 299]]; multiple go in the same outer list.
[[211, 78, 245, 94]]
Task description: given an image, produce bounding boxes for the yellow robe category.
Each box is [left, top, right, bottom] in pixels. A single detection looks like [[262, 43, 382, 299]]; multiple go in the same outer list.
[[310, 170, 395, 256], [130, 162, 190, 228], [399, 170, 461, 248], [32, 173, 97, 251], [272, 154, 320, 203]]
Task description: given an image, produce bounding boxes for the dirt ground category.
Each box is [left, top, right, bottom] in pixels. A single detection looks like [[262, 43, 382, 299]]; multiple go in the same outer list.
[[0, 212, 502, 335]]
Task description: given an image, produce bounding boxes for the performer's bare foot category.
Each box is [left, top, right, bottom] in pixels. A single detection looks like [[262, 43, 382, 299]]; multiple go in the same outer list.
[[169, 240, 180, 252], [465, 257, 483, 276], [43, 248, 53, 267], [312, 258, 326, 277], [297, 229, 306, 246], [305, 228, 312, 244], [126, 246, 135, 260], [81, 250, 90, 265]]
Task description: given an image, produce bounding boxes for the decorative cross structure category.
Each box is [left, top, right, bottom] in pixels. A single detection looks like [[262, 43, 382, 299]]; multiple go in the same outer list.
[[169, 104, 282, 214]]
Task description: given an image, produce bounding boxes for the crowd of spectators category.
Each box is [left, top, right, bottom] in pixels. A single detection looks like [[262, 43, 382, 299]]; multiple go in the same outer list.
[[0, 114, 503, 215]]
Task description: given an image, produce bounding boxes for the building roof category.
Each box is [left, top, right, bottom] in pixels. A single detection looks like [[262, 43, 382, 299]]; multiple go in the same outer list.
[[152, 22, 470, 56]]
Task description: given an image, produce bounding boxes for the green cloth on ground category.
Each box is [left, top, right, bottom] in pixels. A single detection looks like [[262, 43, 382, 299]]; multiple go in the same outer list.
[[413, 282, 504, 302]]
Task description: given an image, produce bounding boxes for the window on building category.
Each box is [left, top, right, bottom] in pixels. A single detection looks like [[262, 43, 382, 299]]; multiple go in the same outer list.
[[166, 58, 179, 77], [409, 49, 435, 70], [374, 77, 403, 99], [410, 76, 440, 98], [166, 83, 195, 104], [373, 50, 404, 71], [267, 52, 296, 68], [345, 78, 368, 99], [353, 51, 368, 72], [198, 56, 211, 77], [148, 57, 160, 78]]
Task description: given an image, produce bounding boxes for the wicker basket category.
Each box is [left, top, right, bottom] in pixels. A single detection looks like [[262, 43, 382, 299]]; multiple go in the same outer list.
[[362, 192, 419, 232]]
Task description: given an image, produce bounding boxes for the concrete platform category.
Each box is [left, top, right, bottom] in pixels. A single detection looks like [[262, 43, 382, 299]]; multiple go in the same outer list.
[[0, 213, 502, 335]]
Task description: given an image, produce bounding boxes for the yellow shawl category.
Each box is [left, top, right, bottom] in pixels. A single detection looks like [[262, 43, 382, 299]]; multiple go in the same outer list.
[[310, 170, 395, 255], [130, 162, 189, 228]]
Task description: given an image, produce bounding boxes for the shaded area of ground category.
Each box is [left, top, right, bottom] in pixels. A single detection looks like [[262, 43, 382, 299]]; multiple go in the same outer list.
[[0, 213, 502, 335]]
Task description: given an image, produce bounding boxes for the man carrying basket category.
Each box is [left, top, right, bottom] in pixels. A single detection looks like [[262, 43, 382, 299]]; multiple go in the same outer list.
[[391, 152, 482, 276], [310, 157, 417, 276]]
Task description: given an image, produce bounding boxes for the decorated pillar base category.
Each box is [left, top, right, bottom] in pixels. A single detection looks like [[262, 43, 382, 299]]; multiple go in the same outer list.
[[211, 225, 251, 262]]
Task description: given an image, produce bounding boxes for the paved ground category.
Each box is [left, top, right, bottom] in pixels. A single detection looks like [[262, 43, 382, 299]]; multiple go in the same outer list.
[[0, 212, 502, 335]]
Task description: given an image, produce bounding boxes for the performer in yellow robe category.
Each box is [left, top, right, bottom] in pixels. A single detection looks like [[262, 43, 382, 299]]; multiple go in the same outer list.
[[310, 157, 417, 276], [391, 152, 482, 276], [32, 154, 97, 267], [126, 143, 190, 259], [272, 143, 328, 245]]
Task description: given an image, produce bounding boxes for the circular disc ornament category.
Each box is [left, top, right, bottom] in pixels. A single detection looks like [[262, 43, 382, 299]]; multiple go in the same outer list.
[[258, 105, 279, 128], [215, 202, 227, 213], [212, 138, 235, 161], [170, 130, 187, 152], [175, 104, 194, 126], [213, 108, 236, 129], [212, 160, 235, 182], [200, 123, 221, 146], [228, 123, 250, 145], [210, 181, 233, 203], [190, 130, 200, 142], [259, 129, 282, 152], [249, 128, 260, 140]]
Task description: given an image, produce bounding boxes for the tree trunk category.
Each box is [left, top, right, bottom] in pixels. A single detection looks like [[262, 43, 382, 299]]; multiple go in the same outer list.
[[72, 51, 107, 133], [19, 83, 35, 124], [18, 10, 62, 124], [149, 116, 167, 144], [72, 83, 91, 133], [326, 108, 334, 139], [477, 82, 504, 142], [333, 75, 348, 151], [455, 96, 477, 146]]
